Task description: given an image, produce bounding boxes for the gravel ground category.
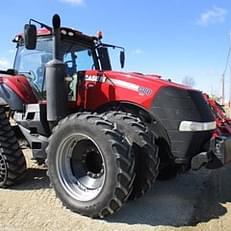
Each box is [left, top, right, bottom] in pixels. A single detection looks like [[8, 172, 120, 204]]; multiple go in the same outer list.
[[0, 149, 231, 231]]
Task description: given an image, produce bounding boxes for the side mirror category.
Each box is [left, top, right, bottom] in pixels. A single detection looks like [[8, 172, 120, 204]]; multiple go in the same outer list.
[[120, 50, 125, 68], [24, 24, 37, 50]]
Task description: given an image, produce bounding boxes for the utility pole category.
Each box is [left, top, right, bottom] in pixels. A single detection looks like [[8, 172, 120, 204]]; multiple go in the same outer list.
[[221, 74, 225, 105], [229, 32, 231, 107], [221, 33, 231, 106]]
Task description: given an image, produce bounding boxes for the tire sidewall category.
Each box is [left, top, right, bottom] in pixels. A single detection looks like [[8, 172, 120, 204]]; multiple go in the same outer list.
[[48, 118, 121, 215]]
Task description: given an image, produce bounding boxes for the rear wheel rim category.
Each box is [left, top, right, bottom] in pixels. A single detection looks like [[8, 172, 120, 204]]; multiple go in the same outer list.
[[0, 153, 7, 183], [56, 134, 106, 202]]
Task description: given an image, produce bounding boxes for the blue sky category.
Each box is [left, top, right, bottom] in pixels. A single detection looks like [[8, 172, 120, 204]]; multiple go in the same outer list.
[[0, 0, 231, 98]]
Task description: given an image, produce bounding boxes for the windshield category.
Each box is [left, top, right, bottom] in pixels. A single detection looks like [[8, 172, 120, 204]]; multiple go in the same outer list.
[[14, 37, 98, 93], [14, 37, 53, 92], [60, 40, 97, 76]]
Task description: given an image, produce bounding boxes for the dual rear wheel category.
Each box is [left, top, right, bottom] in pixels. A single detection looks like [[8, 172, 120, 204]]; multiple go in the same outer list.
[[46, 112, 160, 217]]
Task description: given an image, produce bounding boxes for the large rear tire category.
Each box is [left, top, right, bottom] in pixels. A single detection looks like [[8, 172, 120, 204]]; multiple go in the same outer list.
[[104, 111, 159, 199], [0, 107, 26, 188], [46, 113, 135, 218]]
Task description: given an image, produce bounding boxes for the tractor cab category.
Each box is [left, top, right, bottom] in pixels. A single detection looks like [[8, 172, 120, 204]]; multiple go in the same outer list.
[[13, 24, 125, 102]]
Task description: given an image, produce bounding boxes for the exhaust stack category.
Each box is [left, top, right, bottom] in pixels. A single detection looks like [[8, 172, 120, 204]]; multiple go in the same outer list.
[[46, 14, 67, 122]]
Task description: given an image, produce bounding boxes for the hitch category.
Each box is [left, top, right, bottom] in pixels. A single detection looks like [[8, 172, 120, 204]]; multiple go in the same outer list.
[[191, 152, 210, 170], [191, 136, 231, 170]]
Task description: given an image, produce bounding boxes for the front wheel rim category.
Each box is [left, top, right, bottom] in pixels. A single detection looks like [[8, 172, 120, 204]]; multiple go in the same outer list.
[[56, 133, 106, 202]]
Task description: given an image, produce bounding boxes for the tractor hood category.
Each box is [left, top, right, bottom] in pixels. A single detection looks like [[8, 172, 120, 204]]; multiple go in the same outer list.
[[78, 70, 198, 110], [104, 70, 193, 92]]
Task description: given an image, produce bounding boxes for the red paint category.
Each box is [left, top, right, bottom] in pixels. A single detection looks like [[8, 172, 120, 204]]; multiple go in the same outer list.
[[37, 28, 52, 36], [77, 70, 196, 111], [0, 74, 37, 104], [203, 94, 231, 137]]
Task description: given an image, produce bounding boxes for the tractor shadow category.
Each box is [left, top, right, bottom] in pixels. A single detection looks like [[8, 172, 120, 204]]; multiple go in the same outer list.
[[189, 165, 231, 225], [12, 167, 50, 190], [9, 156, 231, 227], [106, 165, 231, 227]]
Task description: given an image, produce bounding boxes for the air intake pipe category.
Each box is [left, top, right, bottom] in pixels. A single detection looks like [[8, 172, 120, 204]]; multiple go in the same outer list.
[[45, 14, 67, 122]]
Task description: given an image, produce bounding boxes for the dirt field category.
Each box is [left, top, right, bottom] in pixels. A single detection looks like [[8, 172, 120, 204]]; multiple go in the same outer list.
[[1, 150, 231, 231]]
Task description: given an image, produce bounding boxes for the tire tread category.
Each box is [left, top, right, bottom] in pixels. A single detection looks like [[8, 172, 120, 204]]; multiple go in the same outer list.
[[0, 107, 26, 188]]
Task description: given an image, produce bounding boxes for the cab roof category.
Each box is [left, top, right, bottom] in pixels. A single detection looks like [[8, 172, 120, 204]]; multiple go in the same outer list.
[[14, 27, 98, 46]]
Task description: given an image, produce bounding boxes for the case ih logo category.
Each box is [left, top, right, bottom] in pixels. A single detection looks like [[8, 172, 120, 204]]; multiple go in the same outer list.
[[138, 86, 152, 96], [85, 75, 106, 83], [84, 75, 152, 96]]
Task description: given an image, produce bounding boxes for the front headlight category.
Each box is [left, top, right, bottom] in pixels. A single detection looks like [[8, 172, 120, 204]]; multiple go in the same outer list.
[[179, 121, 216, 132]]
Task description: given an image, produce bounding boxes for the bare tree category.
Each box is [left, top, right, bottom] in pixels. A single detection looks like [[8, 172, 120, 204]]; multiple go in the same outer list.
[[182, 76, 195, 87]]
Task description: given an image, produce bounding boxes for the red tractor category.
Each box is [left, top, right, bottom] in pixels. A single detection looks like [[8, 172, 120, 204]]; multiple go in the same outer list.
[[0, 14, 231, 218]]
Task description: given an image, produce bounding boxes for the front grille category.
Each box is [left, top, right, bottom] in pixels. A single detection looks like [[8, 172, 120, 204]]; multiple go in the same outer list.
[[152, 87, 214, 159]]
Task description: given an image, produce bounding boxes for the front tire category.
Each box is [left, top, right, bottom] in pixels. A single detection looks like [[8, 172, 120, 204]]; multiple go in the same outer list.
[[47, 113, 135, 218]]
